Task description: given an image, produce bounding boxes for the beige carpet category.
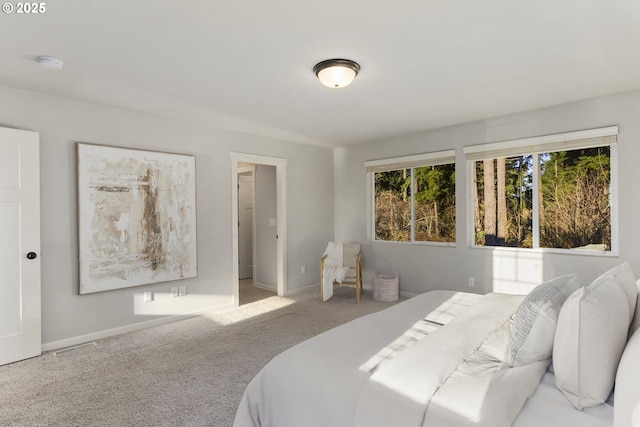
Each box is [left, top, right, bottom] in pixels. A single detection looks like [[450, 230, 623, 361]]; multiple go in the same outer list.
[[0, 286, 402, 427], [239, 279, 274, 305]]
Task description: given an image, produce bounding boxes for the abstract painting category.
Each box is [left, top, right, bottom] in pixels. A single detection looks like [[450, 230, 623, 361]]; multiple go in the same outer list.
[[77, 143, 197, 294]]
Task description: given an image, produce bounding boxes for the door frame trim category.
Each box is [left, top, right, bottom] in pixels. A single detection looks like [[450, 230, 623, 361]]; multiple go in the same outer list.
[[231, 153, 287, 305]]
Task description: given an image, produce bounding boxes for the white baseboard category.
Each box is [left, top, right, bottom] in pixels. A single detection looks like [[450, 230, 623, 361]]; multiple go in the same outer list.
[[292, 282, 416, 299], [284, 282, 320, 296], [43, 284, 419, 352], [41, 303, 234, 352], [254, 281, 277, 292], [400, 290, 418, 298]]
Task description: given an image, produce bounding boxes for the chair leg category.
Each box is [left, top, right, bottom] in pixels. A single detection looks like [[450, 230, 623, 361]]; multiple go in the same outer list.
[[320, 258, 325, 302], [355, 251, 362, 304]]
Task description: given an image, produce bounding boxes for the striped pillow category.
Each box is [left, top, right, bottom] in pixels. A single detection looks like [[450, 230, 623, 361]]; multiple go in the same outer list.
[[507, 273, 579, 367]]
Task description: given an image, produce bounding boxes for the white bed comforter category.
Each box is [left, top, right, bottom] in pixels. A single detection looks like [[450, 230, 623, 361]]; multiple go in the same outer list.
[[234, 291, 550, 427]]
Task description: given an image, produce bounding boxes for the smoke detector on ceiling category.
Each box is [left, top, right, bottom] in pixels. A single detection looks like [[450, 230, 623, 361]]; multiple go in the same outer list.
[[38, 56, 64, 70]]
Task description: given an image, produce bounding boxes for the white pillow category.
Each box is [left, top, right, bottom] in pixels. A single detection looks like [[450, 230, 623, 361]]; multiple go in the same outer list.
[[628, 279, 640, 339], [507, 273, 578, 367], [342, 243, 361, 268], [609, 262, 639, 324], [554, 263, 637, 410], [614, 327, 640, 427]]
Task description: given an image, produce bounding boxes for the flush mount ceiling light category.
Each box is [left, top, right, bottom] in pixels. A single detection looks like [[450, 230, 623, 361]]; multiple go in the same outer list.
[[38, 55, 64, 70], [313, 59, 360, 89]]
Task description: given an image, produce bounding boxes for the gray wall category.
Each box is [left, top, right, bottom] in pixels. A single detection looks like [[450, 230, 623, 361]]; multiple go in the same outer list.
[[334, 90, 640, 295], [0, 85, 334, 346], [255, 164, 277, 288], [5, 81, 638, 347]]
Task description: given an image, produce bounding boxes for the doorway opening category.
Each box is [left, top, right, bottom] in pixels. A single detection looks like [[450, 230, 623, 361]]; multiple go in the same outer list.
[[231, 153, 287, 307], [237, 164, 277, 304]]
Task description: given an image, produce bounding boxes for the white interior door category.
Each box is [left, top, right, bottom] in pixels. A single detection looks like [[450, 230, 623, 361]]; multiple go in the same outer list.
[[238, 171, 254, 280], [0, 127, 41, 366]]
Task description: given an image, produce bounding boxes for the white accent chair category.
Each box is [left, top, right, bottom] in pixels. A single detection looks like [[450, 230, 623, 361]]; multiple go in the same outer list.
[[320, 243, 362, 303]]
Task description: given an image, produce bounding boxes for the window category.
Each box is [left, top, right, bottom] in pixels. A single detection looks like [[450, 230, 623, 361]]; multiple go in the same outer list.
[[366, 150, 456, 244], [465, 127, 617, 254]]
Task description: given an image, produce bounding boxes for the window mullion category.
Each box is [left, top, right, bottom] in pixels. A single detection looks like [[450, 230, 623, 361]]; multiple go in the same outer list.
[[411, 168, 416, 242]]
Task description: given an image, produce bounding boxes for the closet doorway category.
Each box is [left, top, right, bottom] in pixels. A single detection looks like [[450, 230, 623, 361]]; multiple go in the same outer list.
[[237, 164, 276, 304], [231, 153, 287, 307]]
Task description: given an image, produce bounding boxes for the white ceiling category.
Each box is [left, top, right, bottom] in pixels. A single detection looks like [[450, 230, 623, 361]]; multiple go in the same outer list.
[[2, 1, 640, 148]]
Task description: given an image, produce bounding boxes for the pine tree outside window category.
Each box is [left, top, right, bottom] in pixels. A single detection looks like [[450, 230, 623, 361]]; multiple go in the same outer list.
[[464, 127, 618, 254]]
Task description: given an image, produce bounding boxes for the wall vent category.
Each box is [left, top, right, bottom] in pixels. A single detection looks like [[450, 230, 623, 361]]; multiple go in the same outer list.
[[53, 342, 97, 356]]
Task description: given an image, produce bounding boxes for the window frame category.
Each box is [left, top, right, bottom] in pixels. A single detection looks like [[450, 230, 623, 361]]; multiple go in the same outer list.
[[463, 126, 618, 256], [365, 150, 457, 247]]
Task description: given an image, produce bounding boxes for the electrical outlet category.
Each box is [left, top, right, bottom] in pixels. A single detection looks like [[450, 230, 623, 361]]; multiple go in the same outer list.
[[468, 277, 475, 287], [301, 265, 307, 274], [171, 287, 179, 297], [178, 285, 187, 296]]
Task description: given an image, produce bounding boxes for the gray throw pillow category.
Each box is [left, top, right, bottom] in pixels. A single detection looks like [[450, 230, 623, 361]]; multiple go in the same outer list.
[[507, 273, 579, 367]]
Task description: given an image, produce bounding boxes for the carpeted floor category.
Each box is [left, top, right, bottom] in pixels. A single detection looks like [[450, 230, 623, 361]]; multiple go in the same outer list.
[[0, 286, 402, 427], [238, 279, 274, 305]]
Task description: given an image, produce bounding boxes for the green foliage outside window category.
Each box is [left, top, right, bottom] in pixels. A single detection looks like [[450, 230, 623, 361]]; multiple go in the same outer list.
[[375, 164, 456, 243], [474, 147, 611, 251]]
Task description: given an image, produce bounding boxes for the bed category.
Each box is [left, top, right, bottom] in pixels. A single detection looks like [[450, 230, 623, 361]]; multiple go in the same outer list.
[[234, 263, 640, 427]]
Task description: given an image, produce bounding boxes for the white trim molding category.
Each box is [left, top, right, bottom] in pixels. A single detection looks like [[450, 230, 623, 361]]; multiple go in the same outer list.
[[230, 152, 287, 305]]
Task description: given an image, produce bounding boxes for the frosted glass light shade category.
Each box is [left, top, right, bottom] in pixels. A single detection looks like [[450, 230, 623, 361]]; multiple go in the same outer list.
[[317, 65, 356, 88], [313, 59, 360, 89]]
